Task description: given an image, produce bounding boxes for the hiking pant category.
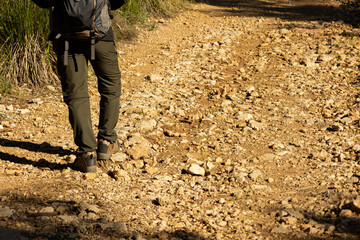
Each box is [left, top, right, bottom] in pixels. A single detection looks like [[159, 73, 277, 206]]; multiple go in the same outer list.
[[53, 40, 121, 154]]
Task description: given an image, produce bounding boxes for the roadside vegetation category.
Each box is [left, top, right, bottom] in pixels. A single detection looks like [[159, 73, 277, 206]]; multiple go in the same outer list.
[[340, 0, 360, 8], [0, 0, 192, 95]]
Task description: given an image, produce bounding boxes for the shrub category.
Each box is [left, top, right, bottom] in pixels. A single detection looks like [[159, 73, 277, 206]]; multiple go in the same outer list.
[[120, 0, 191, 23]]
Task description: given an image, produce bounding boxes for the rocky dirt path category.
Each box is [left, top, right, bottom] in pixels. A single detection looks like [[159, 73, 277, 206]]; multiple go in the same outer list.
[[1, 0, 360, 239]]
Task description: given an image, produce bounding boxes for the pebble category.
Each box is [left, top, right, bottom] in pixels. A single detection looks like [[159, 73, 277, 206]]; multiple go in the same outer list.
[[0, 207, 13, 218], [339, 209, 353, 218], [112, 152, 129, 162], [266, 177, 274, 183], [350, 197, 360, 213], [112, 169, 131, 182], [125, 134, 151, 160], [38, 206, 56, 216], [187, 164, 205, 176], [249, 169, 263, 181], [248, 120, 267, 130], [271, 224, 291, 234], [58, 215, 76, 224], [144, 166, 158, 174], [84, 172, 97, 180], [135, 119, 157, 131]]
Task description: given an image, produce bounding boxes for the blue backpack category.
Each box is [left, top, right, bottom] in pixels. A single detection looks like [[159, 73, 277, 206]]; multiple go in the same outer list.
[[50, 0, 112, 65]]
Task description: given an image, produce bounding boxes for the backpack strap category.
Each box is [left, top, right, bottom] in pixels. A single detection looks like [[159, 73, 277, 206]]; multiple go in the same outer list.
[[90, 30, 96, 61], [64, 40, 69, 66]]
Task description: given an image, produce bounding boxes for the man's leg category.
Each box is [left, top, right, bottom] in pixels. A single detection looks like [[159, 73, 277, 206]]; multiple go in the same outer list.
[[54, 40, 97, 154], [91, 40, 121, 160], [91, 41, 121, 143]]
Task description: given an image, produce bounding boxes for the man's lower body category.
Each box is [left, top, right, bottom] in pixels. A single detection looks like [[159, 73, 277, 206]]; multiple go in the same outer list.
[[53, 40, 121, 172]]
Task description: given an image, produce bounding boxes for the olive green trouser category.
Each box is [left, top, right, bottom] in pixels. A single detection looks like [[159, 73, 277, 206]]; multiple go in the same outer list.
[[53, 40, 121, 154]]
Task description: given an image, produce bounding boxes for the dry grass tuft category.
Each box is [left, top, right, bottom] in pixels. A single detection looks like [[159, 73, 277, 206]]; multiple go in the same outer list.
[[1, 35, 57, 89]]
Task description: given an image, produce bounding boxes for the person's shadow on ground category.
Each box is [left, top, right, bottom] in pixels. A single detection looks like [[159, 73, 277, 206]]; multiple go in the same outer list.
[[197, 0, 360, 28], [0, 138, 72, 170]]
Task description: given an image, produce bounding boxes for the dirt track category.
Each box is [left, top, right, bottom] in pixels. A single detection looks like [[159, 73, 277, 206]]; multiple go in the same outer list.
[[1, 0, 360, 239]]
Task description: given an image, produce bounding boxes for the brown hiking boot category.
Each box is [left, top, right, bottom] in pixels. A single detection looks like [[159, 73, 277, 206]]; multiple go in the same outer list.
[[73, 152, 97, 173], [97, 139, 120, 160]]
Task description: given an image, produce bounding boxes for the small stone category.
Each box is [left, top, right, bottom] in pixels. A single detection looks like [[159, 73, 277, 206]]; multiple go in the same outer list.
[[175, 186, 184, 195], [215, 157, 224, 163], [267, 177, 274, 183], [112, 169, 131, 182], [304, 227, 319, 235], [78, 210, 87, 219], [30, 98, 43, 104], [286, 209, 305, 220], [144, 166, 158, 174], [271, 224, 291, 234], [0, 207, 14, 218], [38, 206, 56, 216], [126, 143, 151, 160], [236, 113, 253, 121], [112, 152, 128, 162], [19, 109, 30, 114], [204, 161, 216, 175], [44, 126, 57, 133], [187, 164, 205, 176], [86, 212, 98, 220], [339, 209, 353, 218], [125, 134, 151, 160], [317, 54, 333, 63], [84, 172, 97, 180], [6, 105, 14, 111], [249, 169, 262, 181], [257, 153, 277, 162], [133, 232, 145, 240], [300, 54, 318, 67], [135, 119, 157, 131], [47, 85, 56, 92], [134, 160, 145, 169], [217, 220, 227, 227], [350, 197, 360, 213], [83, 204, 101, 214], [113, 222, 128, 233], [326, 225, 336, 233], [248, 120, 267, 130], [352, 144, 360, 153], [58, 215, 76, 224], [145, 74, 162, 83], [282, 216, 297, 225], [41, 224, 56, 233]]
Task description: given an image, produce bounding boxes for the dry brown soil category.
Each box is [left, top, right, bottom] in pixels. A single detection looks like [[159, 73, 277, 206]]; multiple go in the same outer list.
[[1, 0, 360, 239]]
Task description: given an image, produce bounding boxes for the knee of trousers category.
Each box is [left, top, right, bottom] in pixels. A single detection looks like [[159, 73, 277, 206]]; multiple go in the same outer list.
[[63, 93, 90, 105], [99, 85, 121, 98]]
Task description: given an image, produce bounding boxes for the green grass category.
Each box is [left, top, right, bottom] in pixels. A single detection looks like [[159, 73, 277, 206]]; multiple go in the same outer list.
[[120, 0, 191, 23], [113, 0, 192, 40], [0, 0, 192, 94]]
